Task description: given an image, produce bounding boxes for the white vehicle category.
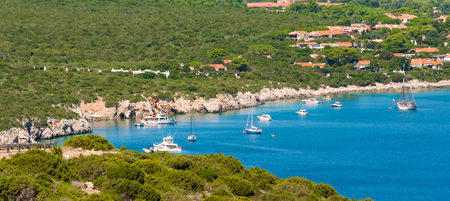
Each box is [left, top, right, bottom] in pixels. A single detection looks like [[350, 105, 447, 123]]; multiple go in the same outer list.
[[188, 135, 197, 141], [331, 102, 342, 107], [140, 113, 176, 124], [302, 98, 319, 105], [257, 114, 272, 121], [323, 95, 332, 100], [143, 135, 182, 153], [296, 109, 309, 115]]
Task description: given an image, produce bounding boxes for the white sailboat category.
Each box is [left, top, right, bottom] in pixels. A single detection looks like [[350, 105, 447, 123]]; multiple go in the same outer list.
[[188, 116, 196, 141], [393, 66, 417, 110], [245, 106, 262, 134]]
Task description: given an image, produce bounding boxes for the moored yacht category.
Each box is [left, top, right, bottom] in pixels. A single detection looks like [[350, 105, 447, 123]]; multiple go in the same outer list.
[[296, 109, 309, 115], [302, 98, 319, 104], [143, 135, 182, 153], [257, 114, 272, 121], [393, 66, 417, 110], [323, 95, 332, 100], [331, 102, 342, 107], [141, 112, 177, 124]]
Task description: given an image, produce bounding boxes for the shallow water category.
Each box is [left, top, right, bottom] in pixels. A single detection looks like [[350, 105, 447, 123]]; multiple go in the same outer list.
[[42, 88, 450, 200]]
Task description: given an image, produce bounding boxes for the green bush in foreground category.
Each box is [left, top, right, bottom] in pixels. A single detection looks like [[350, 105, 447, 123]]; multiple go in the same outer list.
[[0, 135, 374, 200], [63, 135, 115, 151]]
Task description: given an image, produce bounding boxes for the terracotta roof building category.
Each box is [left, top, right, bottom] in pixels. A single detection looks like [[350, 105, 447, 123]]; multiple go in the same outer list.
[[294, 62, 326, 68], [412, 47, 439, 53], [223, 60, 231, 65], [385, 13, 417, 24], [410, 58, 442, 68], [202, 64, 227, 71]]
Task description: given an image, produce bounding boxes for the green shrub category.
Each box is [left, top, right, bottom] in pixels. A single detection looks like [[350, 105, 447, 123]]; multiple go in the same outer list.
[[0, 175, 36, 201], [164, 170, 204, 191], [69, 155, 109, 181], [203, 195, 226, 201], [218, 176, 254, 196], [165, 155, 194, 170], [145, 175, 172, 192], [83, 193, 122, 201], [117, 180, 143, 200], [317, 183, 338, 198], [63, 135, 115, 151], [198, 169, 219, 182], [8, 150, 79, 182], [135, 159, 168, 175], [211, 189, 233, 197], [107, 163, 145, 183], [137, 184, 163, 201], [51, 146, 62, 157], [257, 188, 297, 201]]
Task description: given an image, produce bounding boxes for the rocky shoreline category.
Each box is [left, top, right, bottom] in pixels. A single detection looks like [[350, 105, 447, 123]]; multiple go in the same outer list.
[[1, 79, 449, 144], [0, 107, 92, 144], [81, 79, 450, 121]]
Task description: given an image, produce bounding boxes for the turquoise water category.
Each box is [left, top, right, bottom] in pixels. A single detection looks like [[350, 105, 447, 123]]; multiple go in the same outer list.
[[44, 88, 450, 200]]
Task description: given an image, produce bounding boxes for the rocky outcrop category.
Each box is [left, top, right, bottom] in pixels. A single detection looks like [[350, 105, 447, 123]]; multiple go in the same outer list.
[[80, 79, 450, 120], [0, 112, 92, 145]]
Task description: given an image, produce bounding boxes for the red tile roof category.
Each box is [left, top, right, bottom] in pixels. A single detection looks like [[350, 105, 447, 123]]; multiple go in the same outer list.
[[393, 53, 404, 56], [357, 60, 370, 66], [334, 42, 354, 47], [223, 60, 231, 65], [412, 47, 439, 53], [202, 64, 227, 69], [294, 62, 326, 68], [247, 2, 291, 8], [410, 58, 442, 66]]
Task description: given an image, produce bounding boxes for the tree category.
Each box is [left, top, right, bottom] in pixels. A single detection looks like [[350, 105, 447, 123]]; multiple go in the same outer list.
[[379, 50, 393, 60], [288, 2, 307, 12], [208, 49, 227, 59], [188, 61, 201, 68], [327, 47, 359, 66], [230, 57, 248, 72], [382, 33, 413, 53]]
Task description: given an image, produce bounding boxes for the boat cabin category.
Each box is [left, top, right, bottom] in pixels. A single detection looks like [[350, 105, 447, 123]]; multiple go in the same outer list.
[[163, 136, 174, 144]]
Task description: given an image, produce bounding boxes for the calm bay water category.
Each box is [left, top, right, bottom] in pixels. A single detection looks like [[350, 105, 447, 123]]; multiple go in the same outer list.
[[43, 88, 450, 200]]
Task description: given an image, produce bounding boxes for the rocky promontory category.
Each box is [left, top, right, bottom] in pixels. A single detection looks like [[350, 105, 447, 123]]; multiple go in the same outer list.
[[0, 110, 92, 144], [81, 79, 450, 120]]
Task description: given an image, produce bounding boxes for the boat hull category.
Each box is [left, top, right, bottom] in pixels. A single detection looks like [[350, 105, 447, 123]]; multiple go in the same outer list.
[[331, 105, 342, 107], [397, 105, 417, 110], [246, 129, 262, 134], [141, 119, 177, 124]]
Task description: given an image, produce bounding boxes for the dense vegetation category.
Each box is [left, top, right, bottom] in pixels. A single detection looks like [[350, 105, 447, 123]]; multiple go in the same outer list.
[[2, 0, 450, 131], [0, 135, 374, 200]]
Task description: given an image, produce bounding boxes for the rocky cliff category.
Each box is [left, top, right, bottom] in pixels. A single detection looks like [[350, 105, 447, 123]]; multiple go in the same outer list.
[[0, 110, 92, 144], [81, 79, 450, 120]]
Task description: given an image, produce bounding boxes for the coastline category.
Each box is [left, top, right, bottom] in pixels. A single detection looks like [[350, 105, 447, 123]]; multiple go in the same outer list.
[[81, 79, 450, 121], [1, 79, 450, 144]]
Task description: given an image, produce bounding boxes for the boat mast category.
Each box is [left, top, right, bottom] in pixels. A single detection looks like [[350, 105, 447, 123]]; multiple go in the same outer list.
[[402, 64, 405, 102], [246, 107, 250, 129], [190, 116, 193, 135], [250, 106, 254, 127]]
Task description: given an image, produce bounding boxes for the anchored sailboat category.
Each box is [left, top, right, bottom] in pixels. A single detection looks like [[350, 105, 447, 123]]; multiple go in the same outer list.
[[245, 106, 262, 134], [188, 116, 196, 141], [393, 66, 417, 110]]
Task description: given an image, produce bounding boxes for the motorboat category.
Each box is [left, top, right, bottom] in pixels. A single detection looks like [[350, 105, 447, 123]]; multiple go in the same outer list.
[[245, 106, 262, 134], [143, 135, 182, 153], [188, 135, 197, 141], [323, 95, 332, 100], [302, 98, 319, 104], [257, 114, 272, 121], [134, 122, 148, 127], [296, 109, 309, 115], [140, 112, 176, 124], [331, 102, 342, 107], [393, 65, 417, 110]]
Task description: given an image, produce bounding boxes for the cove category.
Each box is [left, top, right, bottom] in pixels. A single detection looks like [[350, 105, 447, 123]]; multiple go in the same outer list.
[[41, 88, 450, 201]]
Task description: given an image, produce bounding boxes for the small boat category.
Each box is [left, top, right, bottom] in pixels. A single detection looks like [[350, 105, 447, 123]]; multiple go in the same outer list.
[[140, 112, 176, 124], [331, 102, 342, 107], [245, 106, 262, 134], [134, 122, 148, 127], [143, 135, 182, 153], [302, 98, 319, 105], [323, 95, 332, 100], [188, 135, 197, 141], [296, 109, 309, 115], [257, 114, 272, 121], [187, 116, 196, 141], [393, 65, 417, 110]]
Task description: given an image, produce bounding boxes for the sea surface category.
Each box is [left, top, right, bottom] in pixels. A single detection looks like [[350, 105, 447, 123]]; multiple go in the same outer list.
[[42, 88, 450, 201]]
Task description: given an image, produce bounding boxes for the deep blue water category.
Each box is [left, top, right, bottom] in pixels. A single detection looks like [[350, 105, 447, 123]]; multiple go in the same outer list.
[[42, 88, 450, 200]]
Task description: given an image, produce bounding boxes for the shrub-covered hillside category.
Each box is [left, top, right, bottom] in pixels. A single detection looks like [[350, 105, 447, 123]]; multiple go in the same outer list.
[[0, 135, 374, 201]]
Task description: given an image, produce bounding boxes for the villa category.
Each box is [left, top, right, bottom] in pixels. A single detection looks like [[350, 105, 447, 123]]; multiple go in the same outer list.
[[410, 58, 442, 69]]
